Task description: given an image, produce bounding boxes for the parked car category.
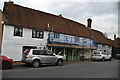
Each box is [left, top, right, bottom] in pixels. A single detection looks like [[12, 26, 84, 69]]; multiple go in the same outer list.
[[22, 49, 64, 68], [115, 54, 120, 59], [0, 56, 13, 70], [91, 51, 112, 61]]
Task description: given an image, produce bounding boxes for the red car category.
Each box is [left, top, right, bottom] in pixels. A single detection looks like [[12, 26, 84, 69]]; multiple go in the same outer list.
[[0, 56, 14, 70]]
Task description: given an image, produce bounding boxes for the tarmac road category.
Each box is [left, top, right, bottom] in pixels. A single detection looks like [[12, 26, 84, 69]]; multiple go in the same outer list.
[[2, 59, 119, 78]]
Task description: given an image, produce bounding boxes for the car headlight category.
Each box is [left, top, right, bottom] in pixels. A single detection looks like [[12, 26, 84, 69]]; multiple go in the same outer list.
[[6, 56, 11, 59]]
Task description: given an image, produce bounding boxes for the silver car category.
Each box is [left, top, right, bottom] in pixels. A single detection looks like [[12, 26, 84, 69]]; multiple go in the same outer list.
[[22, 49, 64, 68]]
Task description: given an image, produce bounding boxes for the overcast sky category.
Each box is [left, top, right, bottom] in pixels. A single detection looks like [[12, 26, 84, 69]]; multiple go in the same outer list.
[[0, 0, 119, 40]]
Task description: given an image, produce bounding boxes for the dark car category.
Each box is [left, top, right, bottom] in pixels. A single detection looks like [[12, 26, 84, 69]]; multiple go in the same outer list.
[[115, 54, 120, 59], [0, 56, 14, 70]]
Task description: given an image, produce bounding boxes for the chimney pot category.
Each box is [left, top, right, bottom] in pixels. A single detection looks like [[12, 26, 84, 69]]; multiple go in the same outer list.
[[8, 0, 14, 4], [114, 34, 116, 40], [59, 14, 62, 17], [87, 18, 92, 28]]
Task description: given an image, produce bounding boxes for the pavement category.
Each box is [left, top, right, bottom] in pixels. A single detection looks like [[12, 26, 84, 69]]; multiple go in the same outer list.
[[13, 58, 117, 66], [10, 59, 92, 70], [13, 59, 92, 66]]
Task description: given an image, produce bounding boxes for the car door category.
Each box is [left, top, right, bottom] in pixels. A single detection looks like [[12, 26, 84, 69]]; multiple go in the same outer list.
[[40, 50, 49, 63], [102, 52, 108, 59], [32, 50, 45, 63], [106, 53, 110, 59], [46, 50, 57, 63]]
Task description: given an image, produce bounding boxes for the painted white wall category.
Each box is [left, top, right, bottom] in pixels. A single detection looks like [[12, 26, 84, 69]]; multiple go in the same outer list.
[[97, 44, 112, 55], [1, 25, 49, 61]]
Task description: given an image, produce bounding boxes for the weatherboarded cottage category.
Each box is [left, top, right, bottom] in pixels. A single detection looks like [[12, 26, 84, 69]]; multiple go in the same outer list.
[[1, 2, 114, 61]]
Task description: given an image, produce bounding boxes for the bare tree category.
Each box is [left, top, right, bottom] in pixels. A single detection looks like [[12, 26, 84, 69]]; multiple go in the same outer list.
[[104, 33, 108, 38]]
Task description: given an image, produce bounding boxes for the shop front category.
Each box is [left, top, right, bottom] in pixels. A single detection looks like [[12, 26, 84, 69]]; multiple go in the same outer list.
[[48, 43, 96, 61]]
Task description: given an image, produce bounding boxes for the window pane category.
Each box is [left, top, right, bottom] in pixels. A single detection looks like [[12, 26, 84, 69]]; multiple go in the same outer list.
[[33, 30, 36, 37], [42, 50, 48, 55], [19, 28, 23, 36], [47, 51, 53, 55], [15, 28, 18, 32], [19, 29, 22, 32], [40, 31, 43, 34], [33, 50, 38, 55], [39, 31, 43, 38], [15, 28, 18, 36], [37, 31, 39, 37]]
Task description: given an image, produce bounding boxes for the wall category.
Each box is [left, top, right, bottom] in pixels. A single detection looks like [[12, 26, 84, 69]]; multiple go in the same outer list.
[[1, 25, 48, 61], [96, 44, 112, 55]]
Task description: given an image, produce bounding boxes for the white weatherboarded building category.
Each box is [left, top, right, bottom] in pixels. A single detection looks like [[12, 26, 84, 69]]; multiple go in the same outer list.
[[1, 2, 114, 61], [1, 25, 49, 61]]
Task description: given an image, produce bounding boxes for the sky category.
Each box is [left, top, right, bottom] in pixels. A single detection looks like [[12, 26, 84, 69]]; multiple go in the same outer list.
[[0, 0, 119, 40]]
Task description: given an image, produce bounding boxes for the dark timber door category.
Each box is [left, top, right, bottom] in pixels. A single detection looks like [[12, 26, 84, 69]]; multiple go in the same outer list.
[[23, 46, 37, 53]]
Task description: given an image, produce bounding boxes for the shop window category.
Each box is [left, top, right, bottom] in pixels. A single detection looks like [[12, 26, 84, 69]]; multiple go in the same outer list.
[[14, 27, 23, 37], [32, 30, 44, 39]]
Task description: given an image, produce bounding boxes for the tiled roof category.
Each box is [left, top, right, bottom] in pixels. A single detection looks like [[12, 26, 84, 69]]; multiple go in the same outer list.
[[115, 38, 120, 46], [3, 2, 92, 39], [90, 29, 107, 44], [106, 38, 116, 46], [90, 29, 115, 46], [3, 2, 116, 46]]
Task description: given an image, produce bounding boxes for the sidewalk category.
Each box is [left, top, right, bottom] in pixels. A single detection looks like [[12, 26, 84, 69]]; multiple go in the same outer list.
[[13, 58, 117, 66], [13, 59, 92, 66]]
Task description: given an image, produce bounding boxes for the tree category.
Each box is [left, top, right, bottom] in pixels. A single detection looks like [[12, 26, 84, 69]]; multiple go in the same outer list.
[[104, 33, 108, 38]]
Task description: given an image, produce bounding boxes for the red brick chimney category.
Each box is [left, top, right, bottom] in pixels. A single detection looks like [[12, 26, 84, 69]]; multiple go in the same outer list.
[[87, 18, 92, 28], [114, 34, 116, 40]]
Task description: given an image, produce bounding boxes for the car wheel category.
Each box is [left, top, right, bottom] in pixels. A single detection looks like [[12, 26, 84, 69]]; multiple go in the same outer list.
[[109, 57, 112, 61], [102, 57, 105, 62], [32, 60, 40, 68], [92, 58, 95, 61], [2, 61, 11, 70], [57, 59, 63, 66]]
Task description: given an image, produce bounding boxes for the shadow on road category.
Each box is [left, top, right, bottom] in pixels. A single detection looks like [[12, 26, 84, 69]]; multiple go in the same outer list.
[[8, 64, 58, 70]]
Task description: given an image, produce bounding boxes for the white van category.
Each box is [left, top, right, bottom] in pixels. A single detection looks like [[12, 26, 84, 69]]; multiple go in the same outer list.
[[92, 51, 112, 61]]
